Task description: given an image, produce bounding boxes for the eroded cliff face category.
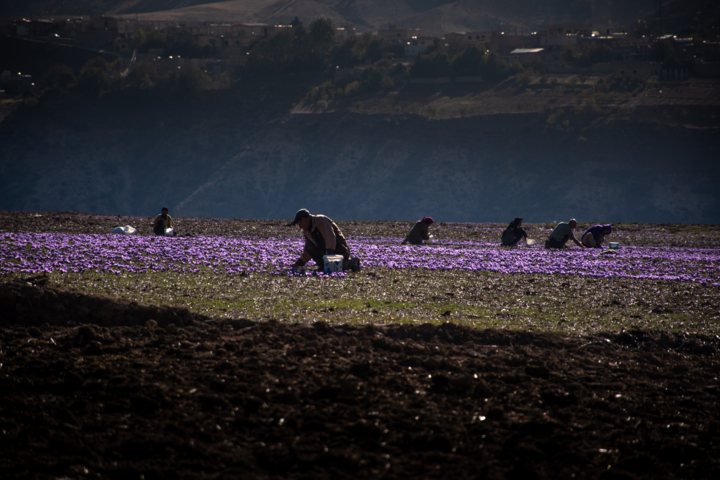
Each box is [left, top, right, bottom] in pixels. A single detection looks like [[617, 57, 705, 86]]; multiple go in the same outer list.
[[1, 85, 718, 224]]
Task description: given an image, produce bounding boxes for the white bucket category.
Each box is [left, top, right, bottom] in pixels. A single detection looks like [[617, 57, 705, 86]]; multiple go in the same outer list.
[[323, 255, 344, 274], [609, 242, 619, 250], [164, 228, 175, 237]]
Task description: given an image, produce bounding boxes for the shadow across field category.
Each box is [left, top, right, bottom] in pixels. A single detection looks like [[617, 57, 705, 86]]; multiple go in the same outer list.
[[1, 278, 719, 479]]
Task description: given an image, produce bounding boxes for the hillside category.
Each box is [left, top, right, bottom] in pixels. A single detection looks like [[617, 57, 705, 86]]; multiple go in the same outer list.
[[1, 76, 719, 224], [4, 0, 662, 34]]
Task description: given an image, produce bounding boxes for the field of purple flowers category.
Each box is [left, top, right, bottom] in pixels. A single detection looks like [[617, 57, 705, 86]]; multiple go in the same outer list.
[[1, 211, 719, 334], [2, 233, 719, 286], [2, 211, 720, 480]]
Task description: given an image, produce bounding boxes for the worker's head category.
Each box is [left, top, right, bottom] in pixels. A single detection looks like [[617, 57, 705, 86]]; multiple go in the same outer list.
[[568, 219, 577, 229], [514, 217, 523, 226], [292, 209, 311, 229], [423, 217, 434, 225], [603, 224, 612, 234], [161, 207, 169, 217]]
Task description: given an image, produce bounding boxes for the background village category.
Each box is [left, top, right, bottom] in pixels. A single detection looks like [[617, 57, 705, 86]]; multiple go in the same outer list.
[[2, 12, 719, 96]]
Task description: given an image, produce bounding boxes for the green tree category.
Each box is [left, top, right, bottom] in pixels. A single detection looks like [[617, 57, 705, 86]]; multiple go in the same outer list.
[[40, 64, 76, 89], [310, 17, 336, 48], [77, 67, 107, 95], [171, 65, 212, 94], [449, 45, 484, 78], [482, 51, 509, 82], [126, 61, 160, 89], [247, 24, 329, 73], [77, 57, 111, 95], [446, 35, 466, 58], [135, 28, 146, 45], [332, 33, 382, 68], [410, 50, 450, 78]]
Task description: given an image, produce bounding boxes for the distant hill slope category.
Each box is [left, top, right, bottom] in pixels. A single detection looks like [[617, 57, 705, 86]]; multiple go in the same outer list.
[[1, 81, 718, 224], [4, 0, 661, 34], [0, 0, 233, 16]]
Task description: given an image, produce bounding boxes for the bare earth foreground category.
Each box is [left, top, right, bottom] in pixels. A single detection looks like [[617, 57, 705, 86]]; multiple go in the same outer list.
[[1, 212, 720, 480]]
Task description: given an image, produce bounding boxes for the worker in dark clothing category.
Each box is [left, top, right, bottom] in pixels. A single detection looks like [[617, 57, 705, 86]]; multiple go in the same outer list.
[[153, 207, 176, 236], [402, 217, 434, 245], [289, 209, 360, 272], [501, 218, 528, 246], [581, 224, 612, 248]]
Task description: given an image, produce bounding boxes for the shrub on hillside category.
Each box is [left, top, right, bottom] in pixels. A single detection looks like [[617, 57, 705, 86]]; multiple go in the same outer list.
[[411, 50, 450, 78], [39, 65, 76, 89], [449, 45, 484, 78], [246, 19, 342, 74], [125, 61, 161, 89], [168, 65, 212, 94], [332, 33, 383, 68]]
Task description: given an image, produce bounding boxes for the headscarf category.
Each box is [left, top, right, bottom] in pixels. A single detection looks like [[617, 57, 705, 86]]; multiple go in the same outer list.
[[509, 217, 523, 228], [421, 217, 434, 225]]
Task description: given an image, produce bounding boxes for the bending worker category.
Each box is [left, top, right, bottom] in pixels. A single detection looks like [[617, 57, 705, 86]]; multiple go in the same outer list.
[[501, 217, 527, 246], [581, 224, 612, 248], [545, 219, 585, 249], [402, 217, 434, 245], [289, 209, 360, 272]]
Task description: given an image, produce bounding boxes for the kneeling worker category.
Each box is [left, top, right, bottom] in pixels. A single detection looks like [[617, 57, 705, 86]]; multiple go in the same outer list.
[[545, 219, 585, 249], [501, 217, 527, 246], [402, 217, 434, 245], [153, 207, 176, 236], [289, 209, 360, 272]]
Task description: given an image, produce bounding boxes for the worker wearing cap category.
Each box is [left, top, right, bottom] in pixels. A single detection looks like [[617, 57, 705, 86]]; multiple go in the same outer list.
[[545, 219, 585, 248], [290, 209, 360, 272], [402, 217, 434, 245]]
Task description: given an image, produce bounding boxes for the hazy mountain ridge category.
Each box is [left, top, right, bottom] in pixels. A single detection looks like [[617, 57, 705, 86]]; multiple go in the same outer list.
[[1, 83, 718, 224], [4, 0, 661, 34]]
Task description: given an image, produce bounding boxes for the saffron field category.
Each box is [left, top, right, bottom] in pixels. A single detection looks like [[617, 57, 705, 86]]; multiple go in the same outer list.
[[1, 216, 718, 334]]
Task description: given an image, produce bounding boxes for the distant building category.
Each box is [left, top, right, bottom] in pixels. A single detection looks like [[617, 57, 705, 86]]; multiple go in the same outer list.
[[405, 36, 435, 56], [378, 24, 424, 45], [336, 23, 356, 42], [0, 70, 33, 93], [488, 31, 525, 53], [506, 48, 545, 64], [537, 23, 592, 47]]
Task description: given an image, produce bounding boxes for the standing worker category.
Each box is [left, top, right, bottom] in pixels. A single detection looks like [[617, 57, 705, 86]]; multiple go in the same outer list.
[[289, 209, 360, 272], [545, 219, 585, 249], [402, 217, 434, 245], [501, 218, 528, 246], [153, 207, 176, 236], [581, 224, 612, 248]]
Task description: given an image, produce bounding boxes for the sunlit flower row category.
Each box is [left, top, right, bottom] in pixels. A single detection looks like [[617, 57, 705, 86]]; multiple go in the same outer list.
[[1, 233, 719, 286]]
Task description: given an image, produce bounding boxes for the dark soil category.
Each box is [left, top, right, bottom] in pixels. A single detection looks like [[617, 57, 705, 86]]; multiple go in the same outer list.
[[1, 278, 719, 480]]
